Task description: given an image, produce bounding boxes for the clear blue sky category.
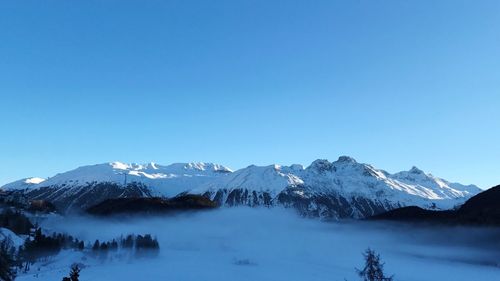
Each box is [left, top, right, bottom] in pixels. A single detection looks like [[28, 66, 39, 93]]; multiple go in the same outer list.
[[1, 0, 499, 188]]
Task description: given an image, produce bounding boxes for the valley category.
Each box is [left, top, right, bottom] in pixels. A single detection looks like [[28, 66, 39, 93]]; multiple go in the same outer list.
[[13, 208, 500, 281]]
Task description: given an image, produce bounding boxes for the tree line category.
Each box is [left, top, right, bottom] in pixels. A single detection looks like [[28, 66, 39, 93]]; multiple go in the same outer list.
[[91, 234, 159, 252], [0, 209, 160, 281]]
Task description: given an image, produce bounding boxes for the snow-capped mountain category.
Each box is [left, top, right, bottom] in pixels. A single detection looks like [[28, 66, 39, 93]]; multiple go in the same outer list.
[[1, 157, 480, 218], [191, 157, 479, 218], [27, 162, 232, 197]]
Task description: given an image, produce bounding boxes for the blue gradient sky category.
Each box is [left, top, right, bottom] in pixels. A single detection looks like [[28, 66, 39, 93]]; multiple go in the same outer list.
[[1, 0, 499, 188]]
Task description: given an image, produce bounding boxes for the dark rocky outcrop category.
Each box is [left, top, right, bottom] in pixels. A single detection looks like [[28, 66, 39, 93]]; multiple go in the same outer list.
[[86, 194, 218, 216], [28, 200, 57, 213]]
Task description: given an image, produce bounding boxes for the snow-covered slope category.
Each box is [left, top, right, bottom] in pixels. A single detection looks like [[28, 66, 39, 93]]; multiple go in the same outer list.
[[392, 167, 479, 200], [0, 227, 25, 248], [1, 157, 480, 217], [4, 162, 231, 196], [1, 177, 46, 191], [192, 164, 304, 195]]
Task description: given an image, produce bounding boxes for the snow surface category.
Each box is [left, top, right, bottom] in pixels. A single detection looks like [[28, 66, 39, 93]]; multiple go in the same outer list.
[[16, 208, 500, 281], [0, 157, 481, 208], [0, 227, 25, 248], [192, 164, 305, 195]]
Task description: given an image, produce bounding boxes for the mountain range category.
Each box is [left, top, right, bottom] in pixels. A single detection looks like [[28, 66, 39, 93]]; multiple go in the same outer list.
[[0, 156, 481, 219]]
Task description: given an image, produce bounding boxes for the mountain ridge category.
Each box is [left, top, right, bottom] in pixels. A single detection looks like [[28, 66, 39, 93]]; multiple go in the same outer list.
[[1, 156, 481, 219]]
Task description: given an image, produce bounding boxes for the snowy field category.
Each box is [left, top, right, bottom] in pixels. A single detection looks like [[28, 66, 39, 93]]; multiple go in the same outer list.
[[18, 208, 500, 281]]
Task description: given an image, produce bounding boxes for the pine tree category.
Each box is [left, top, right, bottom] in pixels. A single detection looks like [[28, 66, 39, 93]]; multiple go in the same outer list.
[[78, 241, 85, 250], [92, 240, 100, 251], [34, 228, 42, 241], [0, 238, 16, 281], [100, 242, 109, 251], [356, 248, 393, 281], [110, 239, 118, 250], [121, 234, 134, 248], [69, 264, 81, 281]]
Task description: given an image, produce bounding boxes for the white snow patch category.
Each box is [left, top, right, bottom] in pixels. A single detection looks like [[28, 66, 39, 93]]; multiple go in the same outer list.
[[25, 177, 46, 184]]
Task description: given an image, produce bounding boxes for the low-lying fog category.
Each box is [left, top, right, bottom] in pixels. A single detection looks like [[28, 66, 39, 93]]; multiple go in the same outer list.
[[19, 208, 500, 281]]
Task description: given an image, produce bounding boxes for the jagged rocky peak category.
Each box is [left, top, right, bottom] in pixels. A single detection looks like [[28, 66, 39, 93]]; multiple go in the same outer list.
[[335, 156, 358, 164], [183, 162, 233, 173], [408, 166, 425, 175], [308, 156, 359, 173], [308, 159, 335, 173]]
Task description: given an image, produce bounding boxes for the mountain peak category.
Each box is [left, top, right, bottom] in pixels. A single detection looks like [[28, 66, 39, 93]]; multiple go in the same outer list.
[[308, 159, 334, 172], [409, 166, 425, 175], [336, 156, 357, 163]]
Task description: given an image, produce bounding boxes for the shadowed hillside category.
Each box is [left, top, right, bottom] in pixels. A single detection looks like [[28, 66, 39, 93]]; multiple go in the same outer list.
[[86, 195, 218, 216], [372, 185, 500, 226]]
